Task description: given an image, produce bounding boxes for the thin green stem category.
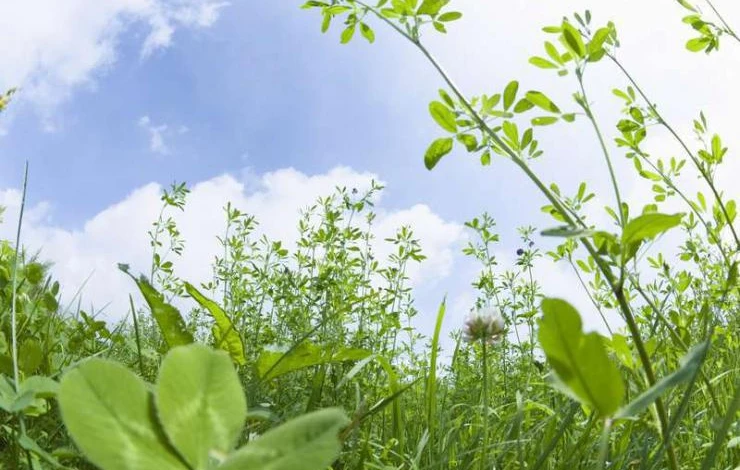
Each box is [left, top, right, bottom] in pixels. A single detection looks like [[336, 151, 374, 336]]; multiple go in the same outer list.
[[704, 0, 740, 43], [577, 69, 625, 227], [481, 340, 489, 470]]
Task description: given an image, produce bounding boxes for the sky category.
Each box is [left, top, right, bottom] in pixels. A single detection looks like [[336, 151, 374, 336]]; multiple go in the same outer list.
[[2, 0, 740, 345]]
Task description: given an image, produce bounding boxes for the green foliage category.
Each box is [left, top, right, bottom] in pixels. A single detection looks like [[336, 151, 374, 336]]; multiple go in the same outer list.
[[539, 298, 624, 417], [58, 344, 348, 470]]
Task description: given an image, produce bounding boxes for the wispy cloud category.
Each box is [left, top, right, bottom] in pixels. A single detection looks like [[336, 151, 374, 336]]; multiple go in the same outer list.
[[137, 115, 188, 155], [0, 0, 229, 114]]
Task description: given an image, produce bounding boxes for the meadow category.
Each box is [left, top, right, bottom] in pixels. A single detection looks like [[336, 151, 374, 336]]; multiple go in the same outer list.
[[1, 1, 740, 469]]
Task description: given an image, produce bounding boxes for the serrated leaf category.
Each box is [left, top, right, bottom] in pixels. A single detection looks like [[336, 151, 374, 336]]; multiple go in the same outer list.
[[156, 344, 247, 469]]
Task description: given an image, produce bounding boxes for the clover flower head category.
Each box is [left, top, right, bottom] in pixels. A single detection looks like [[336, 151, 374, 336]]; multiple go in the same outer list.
[[463, 306, 505, 345]]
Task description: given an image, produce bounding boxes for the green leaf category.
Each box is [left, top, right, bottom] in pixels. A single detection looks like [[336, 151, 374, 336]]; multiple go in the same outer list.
[[615, 341, 709, 419], [622, 212, 684, 246], [429, 101, 457, 133], [59, 358, 187, 469], [541, 226, 594, 238], [359, 23, 375, 43], [686, 37, 710, 52], [438, 11, 462, 22], [503, 81, 519, 110], [416, 0, 449, 15], [513, 99, 534, 113], [529, 57, 558, 69], [532, 116, 559, 126], [218, 408, 349, 470], [257, 343, 371, 382], [424, 137, 454, 170], [525, 91, 561, 113], [538, 298, 624, 417], [156, 344, 247, 469], [184, 282, 246, 366], [456, 133, 478, 151], [119, 265, 193, 349], [562, 21, 586, 57], [340, 24, 356, 44]]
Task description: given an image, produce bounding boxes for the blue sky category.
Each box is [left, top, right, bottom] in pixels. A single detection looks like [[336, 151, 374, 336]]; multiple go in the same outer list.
[[2, 0, 740, 338]]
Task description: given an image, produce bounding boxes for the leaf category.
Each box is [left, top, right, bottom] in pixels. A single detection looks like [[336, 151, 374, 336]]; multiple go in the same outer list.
[[538, 298, 624, 417], [622, 212, 684, 246], [438, 11, 461, 22], [119, 265, 193, 349], [340, 24, 356, 44], [416, 0, 449, 15], [615, 341, 709, 419], [58, 358, 187, 469], [525, 91, 561, 113], [359, 23, 375, 43], [424, 137, 454, 170], [184, 282, 246, 366], [218, 408, 349, 470], [156, 344, 247, 469], [562, 21, 586, 57], [532, 116, 559, 126], [529, 57, 558, 69], [456, 133, 478, 151], [503, 81, 519, 110], [257, 342, 371, 382], [540, 226, 594, 238], [428, 101, 457, 133]]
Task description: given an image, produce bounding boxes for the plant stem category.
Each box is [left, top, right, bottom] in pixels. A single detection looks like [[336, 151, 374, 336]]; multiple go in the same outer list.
[[481, 340, 489, 470]]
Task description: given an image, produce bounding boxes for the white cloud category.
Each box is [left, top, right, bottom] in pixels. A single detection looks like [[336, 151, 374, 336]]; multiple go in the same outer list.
[[138, 115, 172, 154], [0, 0, 228, 113], [0, 167, 466, 321]]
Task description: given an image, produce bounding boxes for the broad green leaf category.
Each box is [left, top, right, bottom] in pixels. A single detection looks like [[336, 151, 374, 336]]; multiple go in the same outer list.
[[156, 345, 247, 469], [184, 282, 246, 366], [428, 101, 457, 133], [686, 37, 709, 52], [513, 98, 534, 113], [503, 81, 519, 110], [525, 91, 561, 113], [257, 343, 371, 382], [120, 265, 193, 349], [417, 0, 449, 15], [615, 341, 709, 419], [538, 298, 624, 417], [424, 137, 454, 170], [19, 339, 43, 374], [218, 408, 349, 470], [58, 358, 187, 470], [622, 212, 684, 246]]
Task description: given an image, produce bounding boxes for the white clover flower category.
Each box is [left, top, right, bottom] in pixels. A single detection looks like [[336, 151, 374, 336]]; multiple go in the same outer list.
[[463, 306, 505, 345]]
